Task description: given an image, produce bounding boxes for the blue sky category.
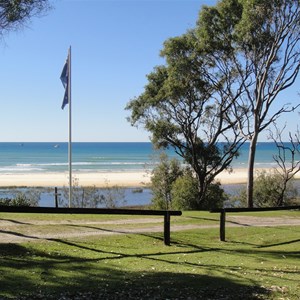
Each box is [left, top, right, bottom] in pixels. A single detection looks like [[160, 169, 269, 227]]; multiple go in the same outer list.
[[0, 0, 299, 142]]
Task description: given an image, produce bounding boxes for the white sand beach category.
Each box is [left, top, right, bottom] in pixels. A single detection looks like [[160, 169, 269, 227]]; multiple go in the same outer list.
[[0, 168, 298, 188], [0, 171, 151, 188]]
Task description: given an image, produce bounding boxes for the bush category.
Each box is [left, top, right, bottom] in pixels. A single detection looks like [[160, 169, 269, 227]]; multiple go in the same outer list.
[[171, 172, 199, 210], [150, 153, 183, 210], [151, 153, 228, 210], [0, 198, 12, 206], [0, 192, 37, 207], [171, 172, 227, 210], [11, 193, 37, 206], [237, 170, 298, 207], [200, 181, 228, 210]]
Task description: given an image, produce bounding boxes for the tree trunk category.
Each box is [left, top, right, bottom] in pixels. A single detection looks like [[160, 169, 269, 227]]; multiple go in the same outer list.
[[247, 134, 258, 208], [195, 172, 206, 206]]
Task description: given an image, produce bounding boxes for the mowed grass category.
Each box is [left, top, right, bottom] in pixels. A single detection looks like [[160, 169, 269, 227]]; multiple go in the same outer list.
[[0, 211, 299, 299]]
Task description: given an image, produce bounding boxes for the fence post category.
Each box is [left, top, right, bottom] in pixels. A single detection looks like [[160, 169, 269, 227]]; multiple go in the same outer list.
[[54, 187, 59, 208], [220, 209, 226, 242], [164, 211, 170, 246]]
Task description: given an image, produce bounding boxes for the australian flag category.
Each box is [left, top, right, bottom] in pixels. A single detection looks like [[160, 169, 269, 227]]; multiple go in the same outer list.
[[60, 53, 69, 110]]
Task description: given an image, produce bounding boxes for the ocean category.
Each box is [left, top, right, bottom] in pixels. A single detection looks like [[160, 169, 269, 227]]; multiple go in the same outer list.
[[0, 142, 294, 174], [0, 142, 158, 173], [0, 142, 298, 207]]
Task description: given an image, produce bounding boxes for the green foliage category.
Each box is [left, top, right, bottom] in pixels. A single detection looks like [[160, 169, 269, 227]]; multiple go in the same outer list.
[[171, 172, 199, 210], [0, 0, 51, 35], [197, 0, 296, 58], [0, 197, 12, 206], [127, 0, 300, 209], [201, 181, 228, 210], [237, 170, 298, 207], [151, 154, 227, 210], [171, 173, 227, 210], [126, 0, 245, 208], [150, 153, 182, 210], [197, 0, 242, 53], [197, 0, 300, 207], [235, 0, 280, 51], [11, 193, 36, 206], [0, 192, 38, 207]]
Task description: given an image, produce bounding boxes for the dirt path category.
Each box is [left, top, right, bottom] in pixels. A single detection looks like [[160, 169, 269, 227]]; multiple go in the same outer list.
[[0, 215, 299, 244]]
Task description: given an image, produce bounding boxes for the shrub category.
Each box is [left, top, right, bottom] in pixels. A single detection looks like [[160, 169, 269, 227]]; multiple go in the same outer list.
[[151, 153, 228, 210], [238, 170, 298, 207], [0, 198, 12, 206], [150, 153, 183, 210], [171, 172, 199, 210], [171, 172, 227, 210], [11, 193, 37, 206], [0, 192, 37, 207], [200, 181, 228, 210]]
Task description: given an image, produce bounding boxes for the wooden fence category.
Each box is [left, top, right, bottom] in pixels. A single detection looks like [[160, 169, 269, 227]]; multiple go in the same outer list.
[[210, 206, 300, 241], [0, 206, 182, 245]]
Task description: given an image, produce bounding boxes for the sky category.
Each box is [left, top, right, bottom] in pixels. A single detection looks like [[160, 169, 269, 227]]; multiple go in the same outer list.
[[0, 0, 299, 142]]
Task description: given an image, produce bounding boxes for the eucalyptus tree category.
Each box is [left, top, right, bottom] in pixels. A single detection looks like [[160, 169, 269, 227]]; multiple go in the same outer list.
[[197, 0, 300, 207], [127, 0, 300, 207], [0, 0, 50, 36], [126, 30, 245, 206]]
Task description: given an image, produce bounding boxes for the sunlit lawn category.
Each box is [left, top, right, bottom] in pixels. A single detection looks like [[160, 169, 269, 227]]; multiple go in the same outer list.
[[0, 211, 299, 299]]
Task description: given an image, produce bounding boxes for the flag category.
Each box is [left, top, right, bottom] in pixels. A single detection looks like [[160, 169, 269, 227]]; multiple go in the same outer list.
[[59, 47, 72, 208], [60, 54, 69, 110]]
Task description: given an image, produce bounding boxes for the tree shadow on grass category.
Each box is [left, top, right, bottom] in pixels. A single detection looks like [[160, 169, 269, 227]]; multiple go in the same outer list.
[[256, 238, 300, 248], [226, 226, 300, 251], [1, 226, 299, 299], [185, 216, 219, 223], [0, 218, 32, 225], [226, 219, 252, 227], [0, 243, 270, 300], [0, 229, 39, 240], [66, 223, 166, 243]]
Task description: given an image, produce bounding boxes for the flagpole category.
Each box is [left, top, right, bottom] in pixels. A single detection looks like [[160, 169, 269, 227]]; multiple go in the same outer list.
[[68, 46, 72, 208]]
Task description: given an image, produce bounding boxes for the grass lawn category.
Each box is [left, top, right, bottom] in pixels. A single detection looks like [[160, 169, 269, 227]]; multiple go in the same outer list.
[[0, 211, 299, 299]]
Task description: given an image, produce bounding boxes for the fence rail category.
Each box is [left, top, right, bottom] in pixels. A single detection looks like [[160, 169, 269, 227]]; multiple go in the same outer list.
[[210, 206, 300, 241], [0, 206, 182, 245]]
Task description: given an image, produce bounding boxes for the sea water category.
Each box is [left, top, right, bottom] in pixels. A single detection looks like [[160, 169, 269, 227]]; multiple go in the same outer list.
[[0, 142, 298, 206], [0, 142, 160, 173], [0, 142, 294, 173]]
